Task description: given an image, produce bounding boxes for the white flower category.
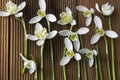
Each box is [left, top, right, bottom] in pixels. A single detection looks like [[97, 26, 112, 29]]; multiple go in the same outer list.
[[57, 7, 76, 26], [27, 23, 57, 46], [95, 2, 114, 16], [76, 6, 94, 26], [29, 0, 57, 24], [90, 16, 118, 44], [60, 38, 81, 66], [59, 27, 89, 41], [0, 1, 26, 17], [79, 48, 97, 67], [20, 54, 37, 74]]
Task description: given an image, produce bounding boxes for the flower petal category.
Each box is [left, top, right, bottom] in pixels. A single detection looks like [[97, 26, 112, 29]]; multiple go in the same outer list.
[[27, 34, 38, 41], [46, 30, 57, 39], [57, 20, 66, 25], [71, 19, 76, 26], [19, 53, 28, 62], [39, 0, 46, 11], [59, 30, 73, 36], [103, 7, 114, 16], [35, 23, 43, 31], [0, 11, 10, 17], [60, 56, 71, 66], [18, 1, 26, 11], [73, 40, 80, 52], [74, 53, 81, 60], [94, 16, 103, 29], [36, 40, 45, 46], [90, 8, 95, 14], [29, 16, 42, 24], [66, 7, 72, 14], [89, 57, 94, 67], [64, 38, 73, 51], [79, 48, 90, 54], [85, 15, 92, 26], [93, 50, 98, 56], [90, 34, 100, 44], [76, 27, 89, 35], [46, 14, 57, 22], [14, 12, 23, 17], [76, 6, 88, 12], [29, 61, 37, 74], [105, 30, 118, 38], [95, 3, 102, 13]]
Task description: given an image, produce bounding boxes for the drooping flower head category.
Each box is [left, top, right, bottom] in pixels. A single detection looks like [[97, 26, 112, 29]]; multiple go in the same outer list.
[[79, 48, 97, 67], [29, 0, 57, 24], [57, 7, 76, 26], [60, 38, 81, 66], [76, 6, 94, 26], [20, 54, 37, 74], [27, 23, 57, 46], [95, 2, 114, 16], [0, 1, 26, 17], [90, 16, 118, 44]]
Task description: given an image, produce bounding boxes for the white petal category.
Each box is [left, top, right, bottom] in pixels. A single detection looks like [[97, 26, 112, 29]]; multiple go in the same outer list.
[[35, 23, 43, 31], [66, 7, 72, 14], [14, 12, 23, 17], [105, 30, 118, 38], [0, 11, 10, 17], [29, 16, 42, 24], [94, 16, 103, 29], [36, 40, 45, 46], [90, 8, 95, 14], [64, 38, 73, 51], [18, 2, 26, 11], [85, 15, 92, 26], [95, 3, 102, 13], [29, 62, 36, 74], [76, 6, 89, 12], [59, 30, 73, 36], [39, 0, 46, 11], [57, 20, 66, 25], [46, 30, 57, 39], [76, 27, 89, 35], [29, 68, 35, 74], [89, 57, 94, 67], [46, 14, 57, 22], [79, 48, 90, 54], [73, 40, 80, 52], [90, 34, 100, 44], [103, 7, 114, 16], [74, 53, 81, 60], [19, 53, 28, 62], [93, 50, 98, 56], [60, 56, 71, 66], [27, 34, 38, 41], [71, 19, 76, 26]]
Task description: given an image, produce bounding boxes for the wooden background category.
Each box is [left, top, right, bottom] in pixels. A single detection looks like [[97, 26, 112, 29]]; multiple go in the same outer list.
[[0, 0, 120, 80]]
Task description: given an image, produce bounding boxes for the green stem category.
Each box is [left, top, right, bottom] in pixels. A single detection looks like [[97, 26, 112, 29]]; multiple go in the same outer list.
[[109, 16, 116, 80], [96, 43, 103, 80], [104, 36, 112, 80], [40, 45, 44, 80], [77, 61, 80, 80], [47, 20, 55, 80]]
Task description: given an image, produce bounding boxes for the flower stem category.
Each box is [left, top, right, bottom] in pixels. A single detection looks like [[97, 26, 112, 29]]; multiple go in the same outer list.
[[47, 20, 55, 80], [79, 36, 87, 80], [40, 45, 44, 80], [104, 36, 112, 80], [109, 16, 116, 80], [77, 61, 80, 80]]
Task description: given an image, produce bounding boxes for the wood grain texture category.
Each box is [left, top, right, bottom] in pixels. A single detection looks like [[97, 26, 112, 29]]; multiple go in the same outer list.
[[0, 0, 120, 80]]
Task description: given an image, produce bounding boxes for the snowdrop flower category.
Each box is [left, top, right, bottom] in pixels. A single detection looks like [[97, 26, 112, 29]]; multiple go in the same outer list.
[[91, 16, 118, 44], [59, 27, 89, 41], [20, 54, 36, 74], [0, 1, 26, 17], [95, 2, 114, 16], [57, 7, 76, 26], [76, 6, 94, 26], [27, 23, 57, 46], [60, 38, 81, 66], [79, 48, 97, 67], [29, 0, 57, 24]]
